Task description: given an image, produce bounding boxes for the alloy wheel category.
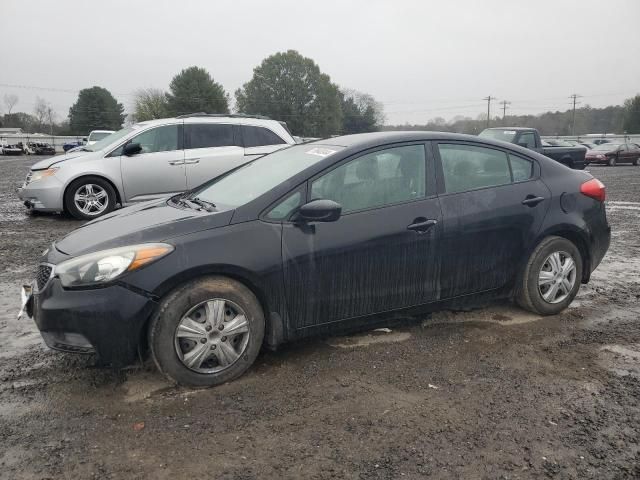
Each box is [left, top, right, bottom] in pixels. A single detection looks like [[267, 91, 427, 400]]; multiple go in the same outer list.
[[537, 251, 577, 304], [174, 298, 250, 373], [73, 183, 109, 216]]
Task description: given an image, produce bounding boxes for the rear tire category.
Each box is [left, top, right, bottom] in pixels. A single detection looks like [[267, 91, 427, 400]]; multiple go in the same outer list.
[[149, 276, 265, 387], [64, 176, 116, 220], [516, 236, 583, 316]]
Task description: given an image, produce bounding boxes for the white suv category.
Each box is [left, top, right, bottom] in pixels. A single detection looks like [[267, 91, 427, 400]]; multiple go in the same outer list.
[[18, 114, 296, 219]]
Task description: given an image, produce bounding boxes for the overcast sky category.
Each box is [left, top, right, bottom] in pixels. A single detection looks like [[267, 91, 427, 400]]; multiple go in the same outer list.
[[1, 0, 638, 126]]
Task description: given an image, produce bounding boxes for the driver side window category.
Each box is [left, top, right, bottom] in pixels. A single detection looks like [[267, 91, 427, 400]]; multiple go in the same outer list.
[[130, 125, 179, 154], [310, 145, 426, 214]]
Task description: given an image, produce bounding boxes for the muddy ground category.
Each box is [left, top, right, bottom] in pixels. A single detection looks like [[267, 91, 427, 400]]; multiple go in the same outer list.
[[1, 155, 639, 479]]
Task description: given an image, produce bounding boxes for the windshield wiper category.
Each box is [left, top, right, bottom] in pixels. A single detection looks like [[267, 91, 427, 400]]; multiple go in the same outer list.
[[190, 197, 217, 212], [173, 194, 216, 212]]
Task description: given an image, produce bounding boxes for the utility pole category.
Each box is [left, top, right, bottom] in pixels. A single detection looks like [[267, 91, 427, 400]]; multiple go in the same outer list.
[[483, 96, 495, 128], [499, 100, 511, 122], [569, 93, 582, 136]]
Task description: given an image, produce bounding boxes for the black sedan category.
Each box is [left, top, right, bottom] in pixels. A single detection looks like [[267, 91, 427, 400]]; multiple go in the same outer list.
[[23, 132, 611, 386]]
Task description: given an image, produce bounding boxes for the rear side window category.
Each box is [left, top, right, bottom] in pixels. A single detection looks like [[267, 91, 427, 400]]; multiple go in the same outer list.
[[438, 144, 511, 194], [185, 124, 235, 149], [509, 155, 533, 182], [242, 126, 286, 147]]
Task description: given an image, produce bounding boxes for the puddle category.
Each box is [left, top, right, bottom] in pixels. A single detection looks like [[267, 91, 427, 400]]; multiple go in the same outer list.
[[328, 330, 412, 348], [599, 344, 640, 378]]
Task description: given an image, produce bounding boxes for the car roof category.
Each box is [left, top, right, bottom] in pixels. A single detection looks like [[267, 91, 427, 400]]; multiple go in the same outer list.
[[482, 127, 534, 132], [135, 115, 283, 128], [306, 131, 520, 151]]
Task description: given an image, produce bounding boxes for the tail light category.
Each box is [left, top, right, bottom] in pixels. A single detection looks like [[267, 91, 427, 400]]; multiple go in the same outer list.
[[580, 178, 605, 202]]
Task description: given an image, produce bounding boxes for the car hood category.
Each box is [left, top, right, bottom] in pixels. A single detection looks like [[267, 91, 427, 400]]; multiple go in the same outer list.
[[30, 150, 96, 169], [54, 199, 234, 257]]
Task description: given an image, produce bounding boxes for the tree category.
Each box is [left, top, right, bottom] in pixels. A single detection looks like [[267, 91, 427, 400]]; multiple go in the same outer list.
[[68, 86, 125, 134], [623, 95, 640, 134], [4, 94, 18, 115], [2, 112, 38, 132], [340, 89, 384, 134], [166, 67, 229, 115], [235, 50, 343, 137], [133, 88, 169, 122], [34, 97, 56, 133]]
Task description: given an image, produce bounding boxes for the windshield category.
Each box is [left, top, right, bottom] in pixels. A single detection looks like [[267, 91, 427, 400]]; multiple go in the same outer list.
[[479, 129, 517, 143], [83, 127, 136, 152], [192, 144, 343, 208], [593, 143, 620, 151], [89, 131, 112, 142]]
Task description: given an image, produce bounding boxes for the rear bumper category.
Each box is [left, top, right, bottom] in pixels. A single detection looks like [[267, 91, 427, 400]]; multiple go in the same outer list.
[[32, 278, 157, 367], [17, 179, 64, 212]]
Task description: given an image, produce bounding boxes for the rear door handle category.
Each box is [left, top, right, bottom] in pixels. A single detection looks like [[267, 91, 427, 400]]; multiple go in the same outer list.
[[522, 195, 545, 207], [168, 160, 185, 166], [407, 218, 438, 233]]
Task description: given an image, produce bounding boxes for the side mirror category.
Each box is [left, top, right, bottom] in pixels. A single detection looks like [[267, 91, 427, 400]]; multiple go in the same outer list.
[[516, 142, 529, 149], [123, 142, 142, 156], [82, 138, 87, 142], [293, 199, 341, 223]]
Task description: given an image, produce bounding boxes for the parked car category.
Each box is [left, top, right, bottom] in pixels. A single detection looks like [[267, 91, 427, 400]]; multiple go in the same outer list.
[[20, 131, 611, 387], [479, 128, 588, 169], [63, 140, 84, 152], [28, 142, 56, 156], [2, 143, 23, 155], [86, 130, 114, 145], [17, 114, 296, 219], [552, 139, 594, 149], [585, 143, 640, 166]]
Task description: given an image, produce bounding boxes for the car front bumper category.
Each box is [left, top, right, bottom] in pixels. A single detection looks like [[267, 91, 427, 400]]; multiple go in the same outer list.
[[30, 277, 158, 367], [17, 177, 65, 212]]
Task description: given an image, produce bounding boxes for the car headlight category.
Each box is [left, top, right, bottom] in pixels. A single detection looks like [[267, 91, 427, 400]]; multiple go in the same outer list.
[[55, 243, 174, 287], [29, 168, 59, 183]]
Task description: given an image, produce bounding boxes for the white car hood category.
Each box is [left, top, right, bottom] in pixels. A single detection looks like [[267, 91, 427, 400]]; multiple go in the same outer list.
[[30, 150, 98, 170]]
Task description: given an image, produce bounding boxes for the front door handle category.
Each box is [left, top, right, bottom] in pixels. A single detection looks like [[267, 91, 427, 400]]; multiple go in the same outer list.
[[407, 218, 438, 233], [184, 158, 200, 164], [522, 195, 545, 207], [168, 160, 185, 166]]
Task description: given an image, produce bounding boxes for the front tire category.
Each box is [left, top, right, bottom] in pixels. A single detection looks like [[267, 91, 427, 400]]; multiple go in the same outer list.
[[516, 236, 583, 316], [149, 276, 265, 387], [64, 176, 116, 220], [608, 156, 617, 167]]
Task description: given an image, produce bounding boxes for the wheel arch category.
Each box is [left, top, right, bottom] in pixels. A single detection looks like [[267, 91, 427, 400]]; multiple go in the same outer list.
[[531, 227, 591, 283], [139, 265, 278, 355]]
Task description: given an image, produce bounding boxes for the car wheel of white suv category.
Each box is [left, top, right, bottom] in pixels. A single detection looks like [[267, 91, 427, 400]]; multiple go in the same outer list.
[[64, 176, 117, 220]]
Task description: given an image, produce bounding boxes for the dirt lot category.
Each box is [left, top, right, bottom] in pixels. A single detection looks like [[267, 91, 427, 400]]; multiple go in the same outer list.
[[1, 156, 639, 479]]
